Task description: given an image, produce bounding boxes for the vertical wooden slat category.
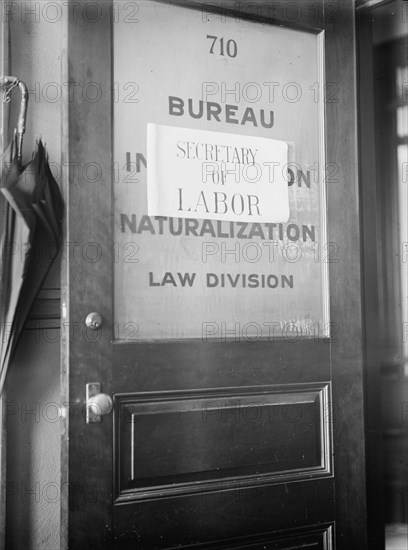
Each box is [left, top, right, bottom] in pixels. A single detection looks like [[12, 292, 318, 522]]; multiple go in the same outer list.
[[60, 1, 69, 547], [356, 6, 385, 548], [62, 1, 113, 547], [325, 1, 368, 548]]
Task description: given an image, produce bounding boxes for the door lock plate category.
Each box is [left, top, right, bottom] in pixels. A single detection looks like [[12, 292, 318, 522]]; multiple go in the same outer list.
[[86, 382, 101, 424]]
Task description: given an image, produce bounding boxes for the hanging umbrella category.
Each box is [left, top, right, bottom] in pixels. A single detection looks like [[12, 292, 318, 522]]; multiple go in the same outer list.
[[5, 139, 63, 371], [0, 76, 63, 393], [0, 78, 30, 391]]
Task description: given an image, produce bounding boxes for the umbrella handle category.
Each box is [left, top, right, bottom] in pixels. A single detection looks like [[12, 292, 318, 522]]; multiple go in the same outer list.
[[1, 76, 29, 165], [16, 81, 28, 165]]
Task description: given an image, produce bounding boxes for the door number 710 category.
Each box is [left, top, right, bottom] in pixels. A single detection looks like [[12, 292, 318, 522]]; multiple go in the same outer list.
[[206, 35, 238, 58]]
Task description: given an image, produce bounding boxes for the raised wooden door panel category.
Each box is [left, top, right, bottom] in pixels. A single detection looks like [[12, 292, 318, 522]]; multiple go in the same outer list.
[[112, 523, 335, 550], [115, 384, 330, 497], [63, 1, 366, 548], [207, 524, 334, 550]]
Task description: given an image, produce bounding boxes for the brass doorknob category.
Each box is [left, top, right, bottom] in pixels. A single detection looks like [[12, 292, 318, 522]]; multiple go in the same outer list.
[[86, 382, 112, 423], [87, 393, 113, 416], [85, 312, 102, 330]]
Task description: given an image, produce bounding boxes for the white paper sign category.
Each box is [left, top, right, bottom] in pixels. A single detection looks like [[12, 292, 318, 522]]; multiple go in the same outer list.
[[147, 124, 289, 224]]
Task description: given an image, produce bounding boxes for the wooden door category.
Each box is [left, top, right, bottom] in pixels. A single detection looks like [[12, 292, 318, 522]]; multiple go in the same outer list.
[[62, 1, 367, 548]]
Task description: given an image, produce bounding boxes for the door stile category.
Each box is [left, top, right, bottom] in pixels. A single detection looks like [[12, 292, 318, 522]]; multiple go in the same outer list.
[[325, 3, 368, 547], [62, 1, 114, 546]]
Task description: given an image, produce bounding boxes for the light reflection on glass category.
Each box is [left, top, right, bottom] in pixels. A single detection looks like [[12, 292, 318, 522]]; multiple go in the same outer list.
[[397, 105, 408, 138]]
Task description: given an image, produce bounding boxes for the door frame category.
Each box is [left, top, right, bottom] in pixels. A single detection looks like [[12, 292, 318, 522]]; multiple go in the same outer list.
[[61, 1, 368, 547], [356, 2, 389, 547]]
